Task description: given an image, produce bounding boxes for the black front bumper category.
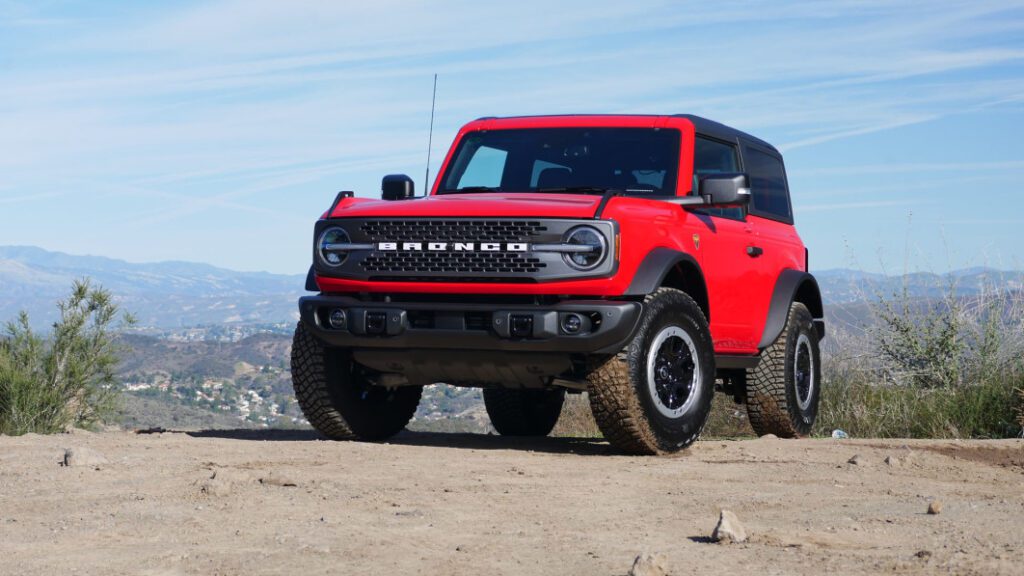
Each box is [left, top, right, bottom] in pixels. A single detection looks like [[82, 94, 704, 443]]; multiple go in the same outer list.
[[298, 294, 642, 355]]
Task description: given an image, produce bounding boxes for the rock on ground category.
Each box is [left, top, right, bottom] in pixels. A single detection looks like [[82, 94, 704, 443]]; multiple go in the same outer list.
[[62, 447, 107, 467], [712, 509, 748, 544]]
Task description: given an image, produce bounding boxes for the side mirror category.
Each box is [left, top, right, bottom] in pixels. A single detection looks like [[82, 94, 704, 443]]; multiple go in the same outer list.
[[698, 173, 751, 207], [382, 174, 415, 201]]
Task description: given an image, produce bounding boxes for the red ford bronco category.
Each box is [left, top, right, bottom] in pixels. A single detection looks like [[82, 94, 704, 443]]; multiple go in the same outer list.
[[291, 114, 825, 454]]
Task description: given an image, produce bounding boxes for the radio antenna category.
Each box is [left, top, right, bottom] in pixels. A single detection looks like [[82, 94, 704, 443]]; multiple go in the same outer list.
[[424, 73, 438, 195]]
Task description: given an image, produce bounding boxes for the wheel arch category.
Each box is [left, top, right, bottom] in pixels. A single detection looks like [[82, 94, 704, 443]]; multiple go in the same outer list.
[[757, 269, 825, 349], [625, 248, 710, 321]]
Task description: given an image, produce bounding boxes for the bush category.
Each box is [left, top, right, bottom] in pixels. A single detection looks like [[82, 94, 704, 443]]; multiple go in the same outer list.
[[819, 273, 1024, 439], [0, 280, 133, 435]]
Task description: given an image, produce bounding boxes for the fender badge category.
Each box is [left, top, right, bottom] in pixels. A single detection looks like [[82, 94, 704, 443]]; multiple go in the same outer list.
[[692, 234, 701, 250]]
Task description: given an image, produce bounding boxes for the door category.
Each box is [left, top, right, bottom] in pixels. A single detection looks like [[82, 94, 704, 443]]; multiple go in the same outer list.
[[691, 135, 764, 354]]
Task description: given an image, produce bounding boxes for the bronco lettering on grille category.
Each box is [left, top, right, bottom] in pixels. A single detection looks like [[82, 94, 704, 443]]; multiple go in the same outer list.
[[377, 242, 529, 252]]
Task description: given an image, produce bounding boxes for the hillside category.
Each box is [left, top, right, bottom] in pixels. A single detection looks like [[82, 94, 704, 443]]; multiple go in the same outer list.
[[114, 333, 489, 432]]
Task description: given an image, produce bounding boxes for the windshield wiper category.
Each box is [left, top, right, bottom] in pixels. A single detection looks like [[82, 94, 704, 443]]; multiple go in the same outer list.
[[438, 186, 499, 195], [535, 186, 612, 195]]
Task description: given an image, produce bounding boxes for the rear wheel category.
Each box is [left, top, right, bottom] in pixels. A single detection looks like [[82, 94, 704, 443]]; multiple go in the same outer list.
[[290, 322, 422, 441], [587, 288, 716, 455], [745, 302, 821, 437], [483, 388, 565, 436]]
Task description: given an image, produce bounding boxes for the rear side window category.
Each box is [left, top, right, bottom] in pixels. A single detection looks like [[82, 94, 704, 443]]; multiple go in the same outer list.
[[742, 144, 791, 221], [693, 136, 742, 219]]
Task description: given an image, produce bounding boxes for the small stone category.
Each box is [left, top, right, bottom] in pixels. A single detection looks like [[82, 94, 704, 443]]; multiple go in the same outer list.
[[915, 550, 932, 559], [847, 454, 867, 466], [712, 510, 747, 544], [927, 501, 943, 515], [885, 455, 903, 467], [62, 447, 108, 467], [759, 433, 778, 440], [628, 553, 668, 576]]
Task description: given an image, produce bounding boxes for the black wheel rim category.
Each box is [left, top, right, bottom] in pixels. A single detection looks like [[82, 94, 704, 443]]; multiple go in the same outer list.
[[647, 326, 700, 417], [794, 333, 814, 410]]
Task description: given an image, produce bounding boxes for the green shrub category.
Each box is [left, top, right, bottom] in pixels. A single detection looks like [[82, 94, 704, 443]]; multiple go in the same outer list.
[[0, 280, 133, 435]]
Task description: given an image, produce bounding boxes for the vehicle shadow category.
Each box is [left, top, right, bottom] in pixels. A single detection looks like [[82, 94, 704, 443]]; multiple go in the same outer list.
[[172, 428, 611, 456]]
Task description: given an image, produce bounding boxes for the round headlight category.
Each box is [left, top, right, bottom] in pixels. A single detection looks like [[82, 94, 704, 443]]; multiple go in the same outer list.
[[563, 226, 607, 270], [317, 227, 351, 267]]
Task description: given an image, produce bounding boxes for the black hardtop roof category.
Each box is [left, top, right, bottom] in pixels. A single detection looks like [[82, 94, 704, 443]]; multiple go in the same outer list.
[[475, 114, 778, 154]]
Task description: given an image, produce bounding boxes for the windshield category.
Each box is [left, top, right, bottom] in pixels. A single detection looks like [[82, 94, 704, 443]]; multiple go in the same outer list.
[[438, 127, 681, 196]]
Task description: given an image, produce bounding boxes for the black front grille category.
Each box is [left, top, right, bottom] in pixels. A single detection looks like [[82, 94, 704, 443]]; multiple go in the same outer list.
[[361, 251, 547, 274], [357, 219, 549, 276], [360, 220, 547, 242]]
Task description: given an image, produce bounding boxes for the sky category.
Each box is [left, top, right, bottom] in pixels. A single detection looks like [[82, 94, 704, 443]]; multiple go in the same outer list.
[[1, 0, 1023, 275]]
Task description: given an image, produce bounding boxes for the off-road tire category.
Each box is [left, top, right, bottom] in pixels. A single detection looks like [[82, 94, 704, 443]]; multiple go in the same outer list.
[[483, 388, 565, 436], [745, 302, 821, 437], [290, 322, 422, 441], [587, 288, 716, 455]]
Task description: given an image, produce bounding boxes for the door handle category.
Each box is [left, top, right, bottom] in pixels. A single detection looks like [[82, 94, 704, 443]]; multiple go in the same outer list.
[[746, 245, 763, 257]]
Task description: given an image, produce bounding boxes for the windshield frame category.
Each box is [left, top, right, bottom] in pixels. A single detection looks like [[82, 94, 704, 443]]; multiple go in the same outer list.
[[435, 127, 683, 197]]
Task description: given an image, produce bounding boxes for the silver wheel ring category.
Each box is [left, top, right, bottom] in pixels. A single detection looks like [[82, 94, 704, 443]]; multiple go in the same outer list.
[[646, 326, 702, 418], [794, 333, 815, 411]]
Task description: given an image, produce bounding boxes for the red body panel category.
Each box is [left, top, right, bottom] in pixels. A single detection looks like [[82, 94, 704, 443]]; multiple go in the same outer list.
[[315, 115, 807, 356]]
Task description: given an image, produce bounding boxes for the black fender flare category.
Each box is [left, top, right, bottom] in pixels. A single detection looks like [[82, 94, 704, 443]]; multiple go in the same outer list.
[[624, 248, 702, 296], [305, 265, 319, 292], [624, 248, 709, 320], [758, 269, 825, 349]]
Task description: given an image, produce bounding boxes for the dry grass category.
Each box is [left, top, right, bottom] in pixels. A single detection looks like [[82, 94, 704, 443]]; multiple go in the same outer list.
[[816, 270, 1024, 439], [551, 392, 600, 438]]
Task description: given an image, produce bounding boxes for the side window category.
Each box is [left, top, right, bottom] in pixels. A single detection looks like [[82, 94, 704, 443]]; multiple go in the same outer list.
[[693, 136, 742, 219], [457, 145, 508, 188], [742, 145, 792, 221]]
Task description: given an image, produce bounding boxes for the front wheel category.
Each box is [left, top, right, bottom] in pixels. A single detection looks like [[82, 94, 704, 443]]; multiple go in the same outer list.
[[290, 322, 422, 441], [745, 302, 821, 437], [587, 288, 716, 455]]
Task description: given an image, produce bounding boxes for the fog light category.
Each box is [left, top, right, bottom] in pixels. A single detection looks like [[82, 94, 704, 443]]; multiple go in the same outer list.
[[561, 313, 583, 334], [328, 308, 346, 329]]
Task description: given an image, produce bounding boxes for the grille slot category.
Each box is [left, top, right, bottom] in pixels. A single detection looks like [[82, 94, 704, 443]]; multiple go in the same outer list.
[[465, 312, 492, 331]]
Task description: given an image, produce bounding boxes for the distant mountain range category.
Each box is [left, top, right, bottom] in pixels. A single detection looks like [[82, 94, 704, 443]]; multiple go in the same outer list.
[[0, 246, 304, 329], [2, 245, 1021, 330]]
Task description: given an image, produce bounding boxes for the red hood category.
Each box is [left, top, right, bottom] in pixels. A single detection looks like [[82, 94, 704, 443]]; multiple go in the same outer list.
[[327, 193, 603, 219]]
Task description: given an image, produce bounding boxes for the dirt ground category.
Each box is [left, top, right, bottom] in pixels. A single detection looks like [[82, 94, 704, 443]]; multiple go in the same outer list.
[[1, 430, 1021, 576]]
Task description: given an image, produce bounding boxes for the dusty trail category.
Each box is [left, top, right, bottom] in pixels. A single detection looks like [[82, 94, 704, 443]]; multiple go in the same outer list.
[[0, 431, 1021, 575]]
